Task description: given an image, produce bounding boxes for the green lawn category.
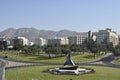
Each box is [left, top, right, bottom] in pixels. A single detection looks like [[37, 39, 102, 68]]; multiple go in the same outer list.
[[0, 51, 103, 63], [115, 56, 120, 64], [5, 65, 120, 80]]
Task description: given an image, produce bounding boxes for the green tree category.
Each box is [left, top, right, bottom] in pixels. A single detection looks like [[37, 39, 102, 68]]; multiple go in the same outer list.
[[61, 45, 70, 55], [70, 44, 81, 52], [113, 44, 120, 56], [98, 44, 107, 54], [91, 44, 99, 58]]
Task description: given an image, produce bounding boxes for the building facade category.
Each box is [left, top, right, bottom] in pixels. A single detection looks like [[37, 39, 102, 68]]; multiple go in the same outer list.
[[68, 31, 91, 45], [13, 36, 29, 46], [0, 38, 13, 50], [91, 32, 98, 42], [34, 37, 47, 46], [48, 37, 69, 45], [96, 28, 118, 47]]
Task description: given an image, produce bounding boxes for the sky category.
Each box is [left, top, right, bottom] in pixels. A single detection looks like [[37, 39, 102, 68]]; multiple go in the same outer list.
[[0, 0, 120, 33]]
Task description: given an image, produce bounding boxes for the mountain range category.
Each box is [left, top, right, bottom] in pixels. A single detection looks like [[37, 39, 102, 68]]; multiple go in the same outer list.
[[0, 28, 79, 42]]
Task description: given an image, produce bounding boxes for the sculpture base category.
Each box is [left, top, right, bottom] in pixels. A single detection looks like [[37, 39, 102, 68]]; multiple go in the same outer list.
[[48, 66, 94, 75]]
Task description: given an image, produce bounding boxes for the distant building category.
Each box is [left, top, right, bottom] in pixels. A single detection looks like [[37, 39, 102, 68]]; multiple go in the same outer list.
[[0, 38, 13, 50], [68, 36, 77, 45], [91, 32, 98, 42], [13, 36, 29, 46], [96, 28, 118, 47], [0, 40, 7, 50], [48, 37, 69, 45], [68, 31, 91, 45], [34, 37, 47, 46], [29, 41, 34, 46], [118, 35, 120, 44]]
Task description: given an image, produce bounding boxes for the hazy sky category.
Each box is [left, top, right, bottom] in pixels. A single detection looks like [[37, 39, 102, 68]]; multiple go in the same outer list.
[[0, 0, 120, 33]]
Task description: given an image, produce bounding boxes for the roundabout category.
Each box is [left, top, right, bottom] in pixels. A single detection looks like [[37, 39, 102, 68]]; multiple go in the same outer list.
[[1, 52, 120, 80], [46, 51, 94, 75]]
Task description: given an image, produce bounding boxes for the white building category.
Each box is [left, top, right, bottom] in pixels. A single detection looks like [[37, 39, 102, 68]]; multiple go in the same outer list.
[[48, 37, 69, 45], [96, 28, 118, 47], [34, 37, 47, 46], [14, 36, 29, 46], [29, 41, 34, 46], [91, 32, 98, 42]]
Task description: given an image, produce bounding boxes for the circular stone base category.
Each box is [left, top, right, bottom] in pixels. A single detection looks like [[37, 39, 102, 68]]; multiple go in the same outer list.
[[46, 67, 95, 75]]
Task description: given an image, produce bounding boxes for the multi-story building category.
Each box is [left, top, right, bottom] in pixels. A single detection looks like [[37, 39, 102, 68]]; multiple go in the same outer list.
[[0, 40, 7, 50], [68, 31, 91, 45], [13, 36, 29, 46], [0, 38, 13, 50], [48, 37, 69, 45], [96, 28, 118, 47], [34, 37, 47, 46], [68, 36, 77, 45]]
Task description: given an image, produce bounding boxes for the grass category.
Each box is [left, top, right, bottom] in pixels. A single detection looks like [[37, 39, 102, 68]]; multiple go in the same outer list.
[[0, 51, 103, 63], [115, 56, 120, 64], [5, 65, 120, 80]]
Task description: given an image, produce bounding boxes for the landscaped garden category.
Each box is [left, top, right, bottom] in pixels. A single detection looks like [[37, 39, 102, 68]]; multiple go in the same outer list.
[[5, 65, 120, 80], [0, 51, 104, 63]]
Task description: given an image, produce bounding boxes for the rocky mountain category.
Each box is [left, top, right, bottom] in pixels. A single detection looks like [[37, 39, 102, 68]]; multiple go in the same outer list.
[[0, 28, 16, 38], [0, 28, 78, 42]]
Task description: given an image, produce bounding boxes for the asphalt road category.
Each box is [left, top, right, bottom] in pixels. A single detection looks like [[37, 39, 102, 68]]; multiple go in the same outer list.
[[80, 53, 120, 68], [0, 52, 120, 69]]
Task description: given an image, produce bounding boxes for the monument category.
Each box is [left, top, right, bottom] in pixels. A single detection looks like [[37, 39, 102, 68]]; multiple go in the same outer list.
[[48, 51, 94, 75]]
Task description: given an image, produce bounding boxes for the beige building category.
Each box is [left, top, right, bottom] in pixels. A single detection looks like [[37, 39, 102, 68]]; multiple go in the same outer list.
[[48, 37, 69, 45], [96, 28, 118, 47]]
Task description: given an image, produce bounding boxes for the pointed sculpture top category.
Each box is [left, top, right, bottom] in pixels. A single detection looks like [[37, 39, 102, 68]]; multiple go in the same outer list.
[[64, 51, 75, 66]]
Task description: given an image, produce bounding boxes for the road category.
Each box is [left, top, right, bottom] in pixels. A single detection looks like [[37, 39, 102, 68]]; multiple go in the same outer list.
[[0, 57, 46, 69], [77, 53, 120, 68], [0, 52, 119, 69]]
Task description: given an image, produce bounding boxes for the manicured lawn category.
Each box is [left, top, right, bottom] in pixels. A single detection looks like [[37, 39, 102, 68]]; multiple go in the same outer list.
[[0, 51, 103, 63], [5, 65, 120, 80]]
